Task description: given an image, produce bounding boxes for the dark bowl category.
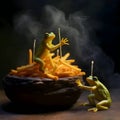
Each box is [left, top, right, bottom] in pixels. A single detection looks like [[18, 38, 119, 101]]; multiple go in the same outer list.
[[3, 75, 83, 109]]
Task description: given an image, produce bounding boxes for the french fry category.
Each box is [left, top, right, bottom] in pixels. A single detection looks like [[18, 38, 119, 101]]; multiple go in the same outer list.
[[10, 47, 85, 80], [59, 59, 81, 71], [65, 59, 75, 64], [10, 69, 18, 74], [16, 63, 35, 71], [61, 53, 70, 60], [29, 49, 33, 64]]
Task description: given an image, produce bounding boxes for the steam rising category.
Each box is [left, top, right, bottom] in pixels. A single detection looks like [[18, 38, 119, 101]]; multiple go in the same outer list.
[[14, 5, 119, 88]]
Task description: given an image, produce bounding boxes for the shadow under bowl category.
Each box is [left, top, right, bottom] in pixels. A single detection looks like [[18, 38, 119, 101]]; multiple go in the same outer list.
[[3, 75, 83, 109]]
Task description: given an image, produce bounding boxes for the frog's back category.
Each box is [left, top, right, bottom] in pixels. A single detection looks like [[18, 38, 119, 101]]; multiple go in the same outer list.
[[95, 81, 111, 101]]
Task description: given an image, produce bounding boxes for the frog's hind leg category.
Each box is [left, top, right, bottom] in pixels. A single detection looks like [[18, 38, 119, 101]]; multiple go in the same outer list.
[[49, 56, 54, 68], [47, 53, 55, 70], [96, 100, 109, 111], [34, 57, 45, 72], [88, 100, 110, 112]]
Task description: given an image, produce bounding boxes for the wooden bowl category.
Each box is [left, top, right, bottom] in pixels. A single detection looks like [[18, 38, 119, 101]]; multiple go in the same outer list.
[[3, 75, 83, 109]]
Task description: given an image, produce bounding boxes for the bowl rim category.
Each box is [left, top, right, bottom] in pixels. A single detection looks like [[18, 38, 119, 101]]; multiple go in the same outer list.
[[3, 74, 83, 86], [4, 74, 82, 81]]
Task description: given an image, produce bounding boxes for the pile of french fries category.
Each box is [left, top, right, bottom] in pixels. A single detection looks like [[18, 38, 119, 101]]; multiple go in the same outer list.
[[10, 49, 85, 80]]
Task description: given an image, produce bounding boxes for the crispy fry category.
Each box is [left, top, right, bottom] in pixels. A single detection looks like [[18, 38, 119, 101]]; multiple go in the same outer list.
[[45, 73, 58, 80], [10, 49, 85, 80], [65, 59, 75, 64], [29, 49, 33, 64], [10, 69, 18, 74], [61, 53, 70, 60], [59, 59, 81, 71], [16, 63, 36, 71]]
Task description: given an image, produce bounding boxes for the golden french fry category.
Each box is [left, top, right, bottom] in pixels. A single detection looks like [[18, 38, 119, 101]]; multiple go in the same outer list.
[[10, 69, 18, 74], [10, 47, 85, 80], [61, 53, 70, 60], [29, 49, 33, 64]]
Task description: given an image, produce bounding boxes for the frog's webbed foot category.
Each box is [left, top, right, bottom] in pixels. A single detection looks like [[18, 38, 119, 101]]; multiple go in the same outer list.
[[72, 102, 88, 109], [88, 107, 98, 112], [82, 102, 90, 106], [75, 102, 90, 107]]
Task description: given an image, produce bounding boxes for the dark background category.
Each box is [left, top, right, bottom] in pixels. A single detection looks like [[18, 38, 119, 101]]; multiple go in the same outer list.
[[0, 0, 120, 89]]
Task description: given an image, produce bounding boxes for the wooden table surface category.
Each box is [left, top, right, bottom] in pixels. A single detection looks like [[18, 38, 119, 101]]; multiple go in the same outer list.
[[0, 89, 120, 120]]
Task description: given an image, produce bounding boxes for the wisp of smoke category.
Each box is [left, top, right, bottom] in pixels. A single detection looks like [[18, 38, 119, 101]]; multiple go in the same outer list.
[[14, 5, 120, 88]]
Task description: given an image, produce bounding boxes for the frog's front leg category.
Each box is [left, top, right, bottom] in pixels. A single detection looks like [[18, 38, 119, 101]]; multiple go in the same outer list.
[[34, 57, 45, 72], [60, 38, 69, 46], [88, 93, 96, 106], [87, 94, 98, 112], [75, 79, 96, 106]]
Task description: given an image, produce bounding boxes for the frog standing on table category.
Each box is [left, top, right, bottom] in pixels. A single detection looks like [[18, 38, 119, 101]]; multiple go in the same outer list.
[[76, 62, 112, 112]]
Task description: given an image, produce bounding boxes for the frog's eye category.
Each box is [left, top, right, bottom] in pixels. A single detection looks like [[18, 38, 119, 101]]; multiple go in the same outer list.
[[45, 33, 49, 38], [93, 76, 98, 81]]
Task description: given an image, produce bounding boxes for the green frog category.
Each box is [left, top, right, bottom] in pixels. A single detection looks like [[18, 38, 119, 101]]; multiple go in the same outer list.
[[34, 32, 69, 72], [76, 76, 112, 112]]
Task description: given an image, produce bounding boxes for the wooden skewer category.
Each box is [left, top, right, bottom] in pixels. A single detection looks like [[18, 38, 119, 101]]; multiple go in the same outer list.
[[90, 60, 94, 94], [33, 39, 36, 62], [57, 49, 59, 56], [58, 28, 62, 57], [91, 60, 94, 78]]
